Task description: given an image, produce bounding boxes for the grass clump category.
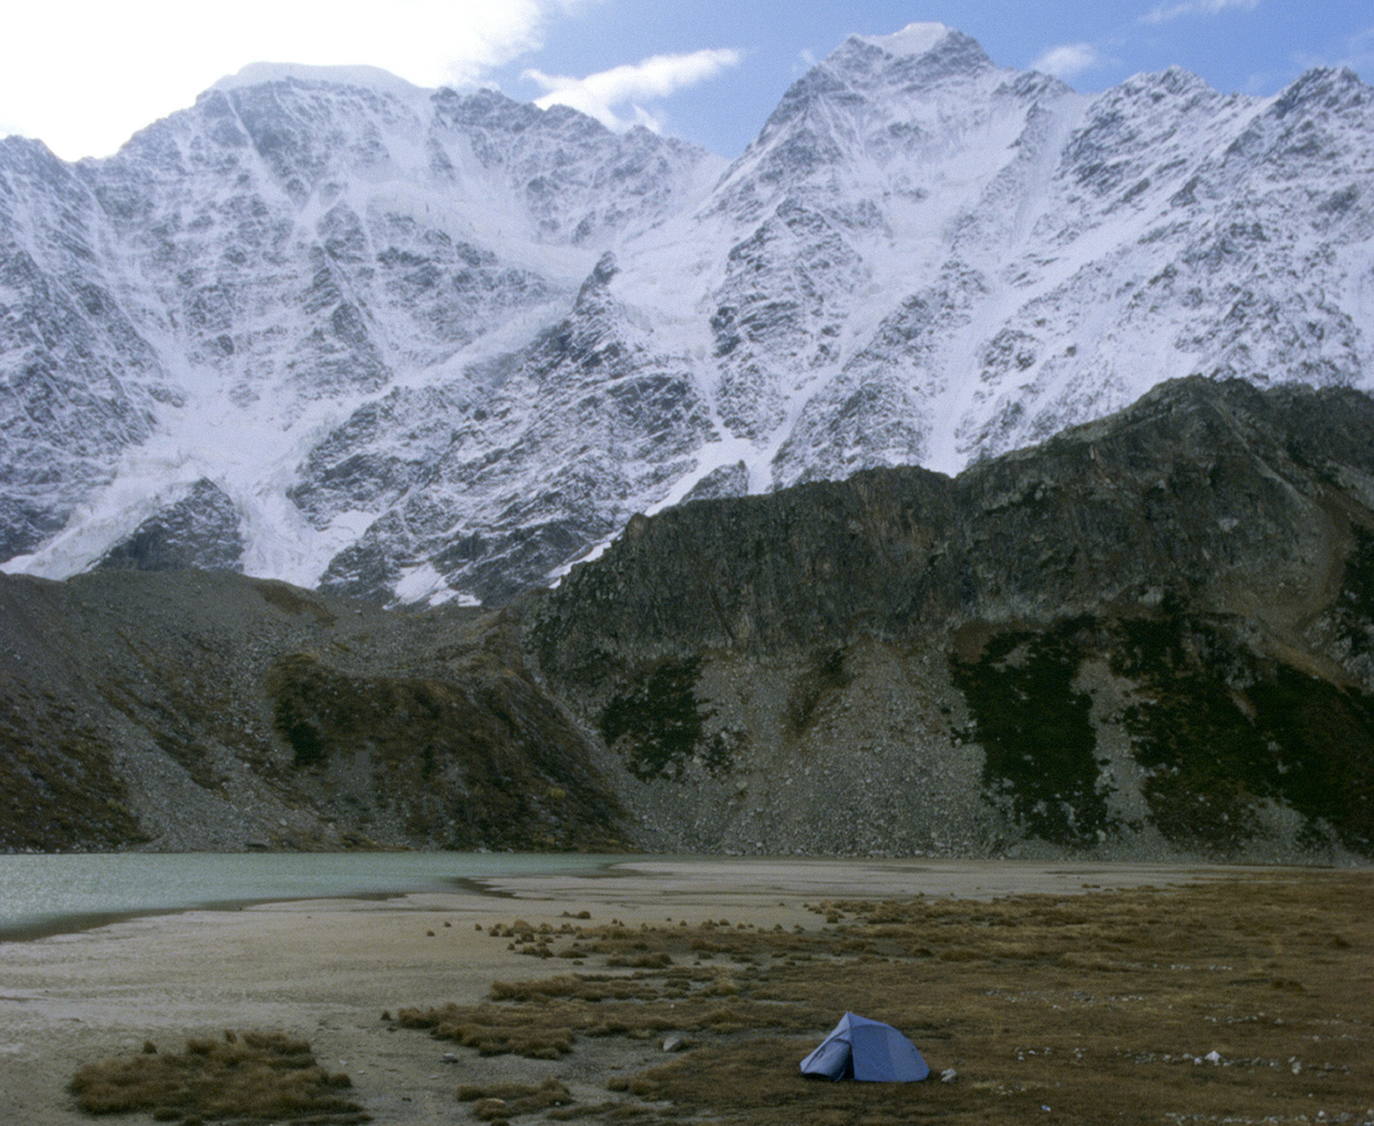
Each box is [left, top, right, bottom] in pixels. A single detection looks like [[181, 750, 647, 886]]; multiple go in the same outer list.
[[393, 923, 818, 1062], [394, 1002, 575, 1059], [68, 1029, 365, 1123], [457, 1078, 573, 1119]]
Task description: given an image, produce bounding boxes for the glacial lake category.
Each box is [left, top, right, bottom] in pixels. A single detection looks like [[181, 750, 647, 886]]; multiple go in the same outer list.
[[0, 851, 624, 941]]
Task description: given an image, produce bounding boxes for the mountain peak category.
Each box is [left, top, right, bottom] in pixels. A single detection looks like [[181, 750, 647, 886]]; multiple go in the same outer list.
[[1148, 64, 1211, 92], [853, 22, 954, 58], [4, 22, 1374, 610], [1272, 64, 1371, 118], [211, 61, 423, 96], [834, 22, 994, 85]]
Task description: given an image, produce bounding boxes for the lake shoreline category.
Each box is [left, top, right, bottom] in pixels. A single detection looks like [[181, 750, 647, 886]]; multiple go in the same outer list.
[[0, 851, 633, 943]]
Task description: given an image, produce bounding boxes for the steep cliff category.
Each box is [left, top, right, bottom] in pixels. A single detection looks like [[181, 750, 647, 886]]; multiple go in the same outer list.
[[529, 378, 1374, 860]]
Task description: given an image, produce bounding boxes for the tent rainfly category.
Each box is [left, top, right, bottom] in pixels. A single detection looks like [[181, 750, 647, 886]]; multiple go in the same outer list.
[[799, 1012, 930, 1082]]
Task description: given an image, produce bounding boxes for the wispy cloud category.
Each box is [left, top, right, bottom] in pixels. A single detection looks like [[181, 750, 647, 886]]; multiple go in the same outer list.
[[525, 48, 744, 132], [1142, 0, 1260, 25], [1031, 43, 1106, 80], [790, 47, 820, 78]]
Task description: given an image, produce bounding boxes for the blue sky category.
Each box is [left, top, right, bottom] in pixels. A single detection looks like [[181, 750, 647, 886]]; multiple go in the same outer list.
[[1, 1, 1370, 161], [492, 0, 1374, 155]]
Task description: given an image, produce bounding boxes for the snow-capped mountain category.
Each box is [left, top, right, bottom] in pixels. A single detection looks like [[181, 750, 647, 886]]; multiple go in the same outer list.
[[3, 27, 1372, 604]]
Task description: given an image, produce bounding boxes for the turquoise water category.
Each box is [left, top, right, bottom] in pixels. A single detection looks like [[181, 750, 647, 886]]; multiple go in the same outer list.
[[0, 852, 622, 940]]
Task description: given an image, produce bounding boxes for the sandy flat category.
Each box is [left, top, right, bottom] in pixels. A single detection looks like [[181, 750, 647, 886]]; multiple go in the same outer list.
[[0, 858, 1250, 1124]]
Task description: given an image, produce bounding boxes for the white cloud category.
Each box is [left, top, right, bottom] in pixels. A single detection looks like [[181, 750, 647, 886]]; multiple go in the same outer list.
[[525, 48, 744, 132], [0, 0, 596, 160], [1031, 43, 1105, 80], [1142, 0, 1260, 25]]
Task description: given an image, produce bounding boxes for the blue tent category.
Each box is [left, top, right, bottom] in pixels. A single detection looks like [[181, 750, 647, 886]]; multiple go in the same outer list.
[[799, 1012, 930, 1082]]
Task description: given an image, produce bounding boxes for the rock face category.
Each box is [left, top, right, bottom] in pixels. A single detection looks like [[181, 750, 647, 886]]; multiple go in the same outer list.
[[529, 378, 1374, 861], [0, 66, 717, 604], [4, 379, 1372, 860], [3, 28, 1373, 604], [95, 478, 244, 572]]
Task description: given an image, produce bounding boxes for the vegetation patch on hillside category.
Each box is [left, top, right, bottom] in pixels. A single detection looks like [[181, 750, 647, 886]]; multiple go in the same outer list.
[[0, 693, 147, 851], [600, 658, 733, 780], [266, 654, 337, 768], [949, 607, 1374, 856], [263, 652, 627, 850], [1333, 523, 1374, 660], [95, 630, 261, 791], [951, 620, 1117, 847], [784, 647, 851, 740], [251, 578, 338, 625], [1112, 612, 1374, 854]]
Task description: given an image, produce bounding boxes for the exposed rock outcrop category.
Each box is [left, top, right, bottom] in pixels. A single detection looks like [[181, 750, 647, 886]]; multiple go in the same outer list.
[[529, 378, 1374, 860]]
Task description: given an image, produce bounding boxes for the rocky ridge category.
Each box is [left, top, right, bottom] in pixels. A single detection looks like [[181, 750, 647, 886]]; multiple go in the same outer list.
[[528, 376, 1374, 859], [3, 379, 1371, 860]]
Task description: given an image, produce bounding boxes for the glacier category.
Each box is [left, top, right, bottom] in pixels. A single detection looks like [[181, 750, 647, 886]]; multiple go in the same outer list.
[[1, 24, 1371, 604]]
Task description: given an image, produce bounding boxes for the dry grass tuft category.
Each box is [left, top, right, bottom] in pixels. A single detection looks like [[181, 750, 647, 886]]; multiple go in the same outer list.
[[395, 1002, 577, 1058], [457, 1078, 573, 1119], [394, 959, 816, 1063], [69, 1029, 366, 1123]]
